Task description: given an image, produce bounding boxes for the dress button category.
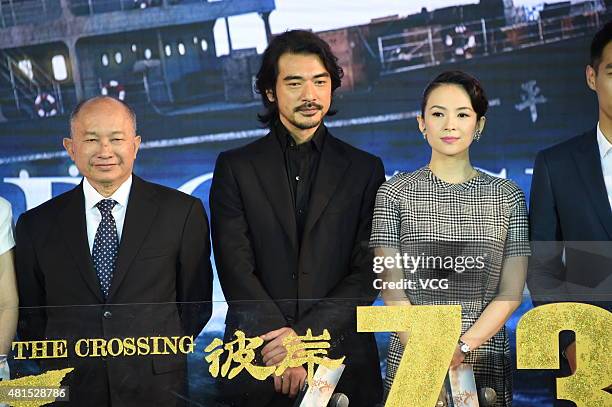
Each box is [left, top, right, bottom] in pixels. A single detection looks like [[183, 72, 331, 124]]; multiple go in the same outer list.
[[295, 176, 300, 181], [103, 311, 112, 319]]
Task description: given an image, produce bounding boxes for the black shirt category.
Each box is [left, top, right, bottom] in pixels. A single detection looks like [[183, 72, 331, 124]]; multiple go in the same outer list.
[[275, 120, 326, 244]]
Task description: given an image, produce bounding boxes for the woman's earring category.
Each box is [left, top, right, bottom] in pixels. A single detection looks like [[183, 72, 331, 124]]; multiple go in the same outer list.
[[473, 129, 481, 142], [422, 129, 427, 140]]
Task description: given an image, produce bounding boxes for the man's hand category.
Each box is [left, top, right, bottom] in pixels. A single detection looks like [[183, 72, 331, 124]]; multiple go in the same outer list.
[[564, 341, 576, 374], [273, 366, 307, 398], [261, 327, 300, 366], [449, 345, 466, 369], [0, 355, 9, 381]]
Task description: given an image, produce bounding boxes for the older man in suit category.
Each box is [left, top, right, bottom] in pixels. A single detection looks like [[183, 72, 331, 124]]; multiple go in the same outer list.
[[210, 30, 384, 407], [15, 96, 213, 406], [528, 21, 612, 405]]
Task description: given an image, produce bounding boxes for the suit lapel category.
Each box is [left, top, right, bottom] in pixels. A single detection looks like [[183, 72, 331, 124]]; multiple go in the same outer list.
[[250, 134, 299, 249], [108, 175, 159, 300], [303, 134, 350, 237], [58, 184, 104, 302], [572, 129, 612, 239]]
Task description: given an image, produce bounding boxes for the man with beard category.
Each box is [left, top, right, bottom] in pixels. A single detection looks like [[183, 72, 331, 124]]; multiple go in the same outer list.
[[210, 30, 384, 407]]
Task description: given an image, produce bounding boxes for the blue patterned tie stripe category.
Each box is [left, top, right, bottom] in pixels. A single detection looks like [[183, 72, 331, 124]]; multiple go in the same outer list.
[[92, 199, 119, 299]]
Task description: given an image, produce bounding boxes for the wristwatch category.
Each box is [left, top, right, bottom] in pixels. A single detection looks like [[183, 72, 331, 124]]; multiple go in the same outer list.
[[458, 340, 471, 355]]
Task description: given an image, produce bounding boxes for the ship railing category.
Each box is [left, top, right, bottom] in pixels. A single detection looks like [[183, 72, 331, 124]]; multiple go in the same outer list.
[[68, 0, 162, 16], [377, 3, 609, 75], [0, 48, 64, 118], [0, 0, 226, 26], [68, 0, 226, 17], [0, 0, 62, 28], [0, 63, 36, 118], [2, 48, 61, 92]]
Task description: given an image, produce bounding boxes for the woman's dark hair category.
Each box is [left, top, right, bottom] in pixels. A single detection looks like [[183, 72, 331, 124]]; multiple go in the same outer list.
[[421, 71, 488, 120], [255, 30, 344, 126]]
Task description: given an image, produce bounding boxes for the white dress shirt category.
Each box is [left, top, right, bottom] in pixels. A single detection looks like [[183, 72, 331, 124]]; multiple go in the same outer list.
[[597, 123, 612, 212], [83, 175, 132, 253], [0, 197, 14, 378], [0, 197, 14, 256]]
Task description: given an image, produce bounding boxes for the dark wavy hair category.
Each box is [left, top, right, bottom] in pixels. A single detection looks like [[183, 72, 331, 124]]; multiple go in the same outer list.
[[590, 20, 612, 71], [421, 70, 488, 120], [255, 30, 344, 127]]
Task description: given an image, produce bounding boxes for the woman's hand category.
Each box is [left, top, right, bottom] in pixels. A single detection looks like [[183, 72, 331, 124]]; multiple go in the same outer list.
[[398, 331, 409, 347]]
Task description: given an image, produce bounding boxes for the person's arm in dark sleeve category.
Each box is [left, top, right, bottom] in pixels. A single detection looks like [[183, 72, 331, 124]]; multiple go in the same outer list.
[[177, 197, 213, 338], [209, 152, 286, 335], [527, 150, 568, 307], [15, 214, 47, 343]]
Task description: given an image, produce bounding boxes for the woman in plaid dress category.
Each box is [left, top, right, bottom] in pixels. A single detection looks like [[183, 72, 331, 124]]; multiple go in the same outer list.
[[370, 71, 530, 406]]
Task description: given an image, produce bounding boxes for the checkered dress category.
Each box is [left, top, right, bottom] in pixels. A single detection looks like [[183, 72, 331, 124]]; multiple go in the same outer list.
[[370, 166, 530, 407]]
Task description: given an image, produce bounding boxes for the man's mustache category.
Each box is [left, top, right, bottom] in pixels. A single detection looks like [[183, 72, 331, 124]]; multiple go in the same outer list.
[[295, 102, 323, 112]]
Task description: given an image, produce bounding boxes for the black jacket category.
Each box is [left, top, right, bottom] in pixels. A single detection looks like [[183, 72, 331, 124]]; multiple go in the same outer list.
[[528, 129, 612, 312], [15, 175, 213, 406], [210, 126, 385, 407]]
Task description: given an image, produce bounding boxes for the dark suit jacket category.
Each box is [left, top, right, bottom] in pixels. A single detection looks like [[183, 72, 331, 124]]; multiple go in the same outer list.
[[15, 175, 213, 407], [528, 128, 612, 316], [210, 126, 385, 407]]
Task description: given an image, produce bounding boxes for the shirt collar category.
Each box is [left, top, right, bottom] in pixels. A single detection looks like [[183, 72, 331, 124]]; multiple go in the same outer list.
[[83, 175, 132, 210], [274, 119, 326, 152], [597, 122, 612, 159]]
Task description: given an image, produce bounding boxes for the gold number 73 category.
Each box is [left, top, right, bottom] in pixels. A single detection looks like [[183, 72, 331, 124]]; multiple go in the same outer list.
[[358, 303, 611, 407]]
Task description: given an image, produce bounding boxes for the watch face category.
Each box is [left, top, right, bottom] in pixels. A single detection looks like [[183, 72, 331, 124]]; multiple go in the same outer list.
[[460, 343, 470, 353]]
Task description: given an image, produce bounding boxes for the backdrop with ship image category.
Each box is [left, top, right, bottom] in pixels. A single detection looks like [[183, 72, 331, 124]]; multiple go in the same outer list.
[[0, 0, 609, 405]]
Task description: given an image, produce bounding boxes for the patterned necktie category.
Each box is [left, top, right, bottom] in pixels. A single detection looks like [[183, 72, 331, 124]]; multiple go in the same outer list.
[[92, 199, 119, 299]]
